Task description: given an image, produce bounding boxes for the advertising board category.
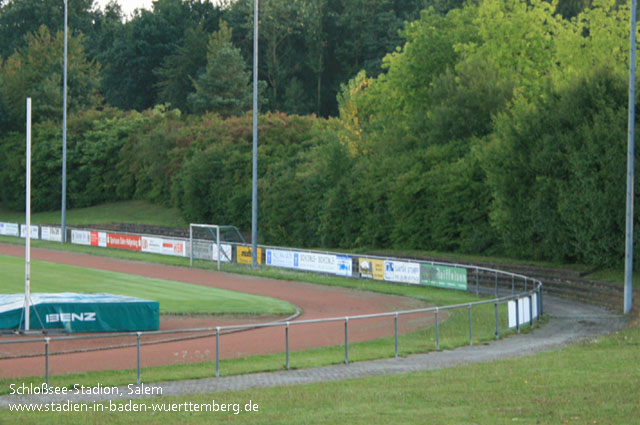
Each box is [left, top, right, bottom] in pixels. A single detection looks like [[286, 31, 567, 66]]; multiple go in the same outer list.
[[142, 237, 186, 257], [20, 225, 39, 239], [384, 260, 421, 284], [107, 233, 141, 251], [0, 222, 19, 237], [41, 226, 62, 242], [71, 230, 91, 246], [266, 249, 295, 268], [237, 246, 263, 264], [266, 249, 353, 277], [358, 258, 385, 280], [419, 264, 468, 290], [90, 231, 108, 247], [508, 294, 538, 328], [212, 243, 233, 262]]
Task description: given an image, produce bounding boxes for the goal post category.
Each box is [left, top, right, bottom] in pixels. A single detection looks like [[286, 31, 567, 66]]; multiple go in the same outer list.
[[189, 224, 246, 270]]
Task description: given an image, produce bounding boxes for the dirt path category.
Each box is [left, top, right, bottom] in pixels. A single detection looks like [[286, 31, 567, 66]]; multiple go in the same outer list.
[[0, 244, 428, 378]]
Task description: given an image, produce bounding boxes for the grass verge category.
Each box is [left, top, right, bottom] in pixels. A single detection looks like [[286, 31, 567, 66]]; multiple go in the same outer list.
[[4, 317, 633, 424], [0, 201, 186, 227]]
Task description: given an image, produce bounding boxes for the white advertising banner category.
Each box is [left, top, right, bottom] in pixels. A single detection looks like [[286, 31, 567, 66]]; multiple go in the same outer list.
[[384, 260, 421, 284], [295, 252, 353, 277], [335, 255, 353, 277], [265, 249, 352, 277], [0, 222, 19, 236], [142, 236, 186, 257], [508, 294, 538, 328], [91, 231, 108, 247], [41, 226, 62, 242], [71, 229, 91, 246], [266, 249, 295, 268], [212, 243, 232, 262], [20, 224, 39, 239]]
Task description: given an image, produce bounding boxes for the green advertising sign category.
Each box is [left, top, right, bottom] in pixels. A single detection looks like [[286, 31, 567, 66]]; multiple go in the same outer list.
[[420, 264, 468, 291]]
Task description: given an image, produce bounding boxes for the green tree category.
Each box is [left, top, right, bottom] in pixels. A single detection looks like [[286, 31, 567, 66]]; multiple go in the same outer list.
[[0, 25, 101, 129], [187, 22, 252, 116], [155, 24, 209, 112], [98, 0, 222, 111], [0, 0, 99, 59]]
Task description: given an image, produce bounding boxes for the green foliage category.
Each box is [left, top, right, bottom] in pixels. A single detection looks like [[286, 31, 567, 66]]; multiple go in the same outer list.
[[98, 0, 222, 111], [155, 24, 210, 112], [0, 0, 99, 59], [0, 25, 101, 129], [188, 22, 253, 117], [483, 68, 633, 265]]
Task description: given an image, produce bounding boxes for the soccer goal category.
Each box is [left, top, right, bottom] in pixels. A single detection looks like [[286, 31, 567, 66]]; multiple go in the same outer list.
[[189, 224, 246, 270]]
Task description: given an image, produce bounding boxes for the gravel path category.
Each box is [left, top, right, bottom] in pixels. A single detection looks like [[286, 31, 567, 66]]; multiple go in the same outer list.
[[0, 294, 628, 407]]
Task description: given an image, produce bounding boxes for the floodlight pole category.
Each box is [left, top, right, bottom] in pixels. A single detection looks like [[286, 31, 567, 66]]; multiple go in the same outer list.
[[61, 0, 68, 243], [251, 0, 259, 267], [625, 0, 637, 315], [25, 98, 32, 331]]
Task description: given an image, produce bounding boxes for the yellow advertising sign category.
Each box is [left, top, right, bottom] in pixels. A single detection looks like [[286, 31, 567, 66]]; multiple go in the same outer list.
[[358, 258, 385, 281], [237, 246, 263, 264]]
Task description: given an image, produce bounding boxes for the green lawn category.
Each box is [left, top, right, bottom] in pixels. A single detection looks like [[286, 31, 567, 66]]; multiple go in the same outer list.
[[0, 201, 186, 227], [3, 317, 636, 424], [0, 255, 295, 315]]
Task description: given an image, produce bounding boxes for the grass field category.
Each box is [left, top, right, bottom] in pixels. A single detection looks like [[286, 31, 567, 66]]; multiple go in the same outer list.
[[0, 201, 186, 227], [0, 255, 295, 315]]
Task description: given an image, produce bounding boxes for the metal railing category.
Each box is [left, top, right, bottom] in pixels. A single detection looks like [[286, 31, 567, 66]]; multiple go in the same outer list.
[[1, 258, 543, 385]]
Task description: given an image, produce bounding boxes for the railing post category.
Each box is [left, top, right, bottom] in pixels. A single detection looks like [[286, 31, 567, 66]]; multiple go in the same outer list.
[[216, 327, 220, 377], [475, 268, 479, 296], [435, 308, 440, 351], [494, 302, 499, 339], [529, 295, 534, 328], [539, 283, 544, 317], [515, 298, 520, 334], [344, 318, 349, 365], [136, 332, 141, 386], [468, 304, 473, 346], [394, 313, 399, 359], [45, 337, 50, 388], [511, 275, 515, 296], [494, 271, 498, 297], [189, 225, 193, 267], [285, 322, 290, 370]]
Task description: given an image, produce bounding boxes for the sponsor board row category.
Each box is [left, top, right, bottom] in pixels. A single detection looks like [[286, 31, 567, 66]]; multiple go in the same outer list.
[[0, 222, 63, 242], [3, 220, 467, 291], [71, 230, 186, 257], [265, 249, 353, 277], [69, 230, 239, 261], [358, 258, 468, 290]]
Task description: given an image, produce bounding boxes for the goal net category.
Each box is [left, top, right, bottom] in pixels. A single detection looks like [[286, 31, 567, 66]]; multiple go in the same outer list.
[[189, 224, 245, 269]]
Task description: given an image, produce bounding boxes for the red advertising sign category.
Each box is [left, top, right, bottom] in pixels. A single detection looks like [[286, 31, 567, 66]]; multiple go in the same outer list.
[[107, 233, 142, 251]]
